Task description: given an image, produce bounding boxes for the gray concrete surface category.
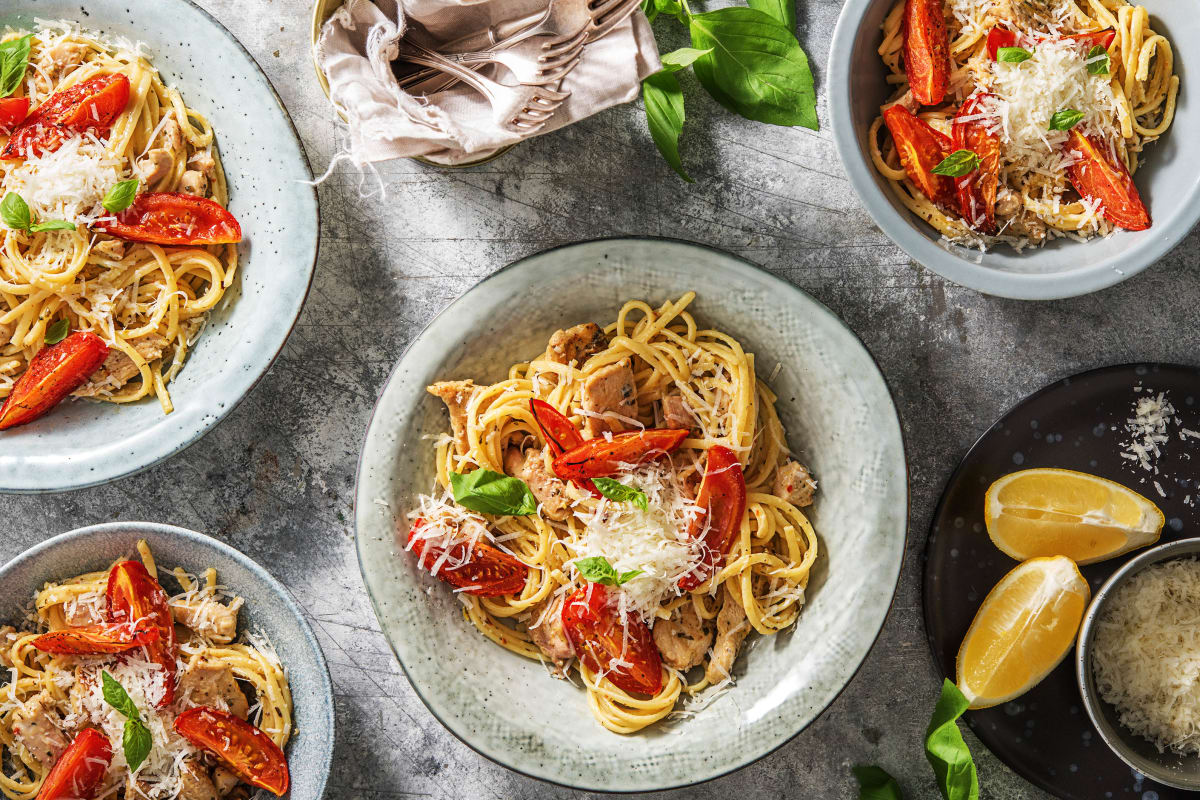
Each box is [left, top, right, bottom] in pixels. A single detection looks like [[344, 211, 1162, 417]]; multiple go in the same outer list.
[[3, 0, 1198, 797]]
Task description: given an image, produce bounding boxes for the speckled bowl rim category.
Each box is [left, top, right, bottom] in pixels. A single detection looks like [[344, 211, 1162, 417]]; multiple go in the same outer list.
[[352, 236, 912, 792], [0, 0, 320, 494], [1076, 536, 1200, 790], [0, 521, 335, 800], [826, 0, 1200, 301]]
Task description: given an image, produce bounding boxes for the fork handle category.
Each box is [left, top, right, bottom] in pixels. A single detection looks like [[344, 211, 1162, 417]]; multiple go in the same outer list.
[[438, 10, 542, 53]]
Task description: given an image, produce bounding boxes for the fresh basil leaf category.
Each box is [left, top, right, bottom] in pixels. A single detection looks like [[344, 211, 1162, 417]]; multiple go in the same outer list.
[[123, 718, 152, 773], [574, 556, 642, 586], [592, 477, 649, 511], [449, 469, 537, 516], [1, 192, 31, 231], [1049, 108, 1085, 131], [1086, 45, 1110, 75], [617, 569, 643, 584], [44, 318, 69, 345], [925, 680, 979, 800], [931, 149, 981, 177], [101, 671, 141, 722], [0, 35, 32, 98], [659, 47, 713, 73], [748, 0, 796, 31], [689, 7, 818, 130], [29, 220, 75, 233], [102, 179, 139, 213], [641, 0, 657, 23], [996, 46, 1033, 63], [643, 71, 693, 183], [853, 765, 906, 800]]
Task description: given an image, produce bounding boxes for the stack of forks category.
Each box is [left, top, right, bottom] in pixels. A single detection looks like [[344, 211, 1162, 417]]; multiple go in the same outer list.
[[394, 0, 642, 135]]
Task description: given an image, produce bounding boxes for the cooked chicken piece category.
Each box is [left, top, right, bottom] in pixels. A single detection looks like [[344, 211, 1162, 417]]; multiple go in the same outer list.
[[989, 0, 1056, 30], [137, 148, 173, 185], [0, 320, 13, 345], [38, 40, 89, 81], [179, 758, 219, 800], [180, 169, 208, 197], [427, 380, 477, 455], [545, 323, 608, 366], [653, 602, 712, 671], [68, 667, 97, 723], [705, 587, 750, 685], [11, 691, 69, 767], [171, 594, 243, 644], [0, 626, 18, 668], [773, 461, 816, 508], [188, 149, 217, 175], [881, 88, 919, 114], [127, 777, 155, 800], [656, 393, 697, 431], [995, 192, 1022, 218], [504, 446, 571, 521], [212, 767, 240, 797], [177, 653, 249, 718], [72, 333, 168, 398], [160, 117, 184, 152], [90, 238, 126, 261], [581, 359, 637, 437], [526, 593, 574, 667]]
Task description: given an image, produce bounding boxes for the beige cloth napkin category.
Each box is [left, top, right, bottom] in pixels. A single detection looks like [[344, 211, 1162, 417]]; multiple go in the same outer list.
[[316, 0, 661, 165]]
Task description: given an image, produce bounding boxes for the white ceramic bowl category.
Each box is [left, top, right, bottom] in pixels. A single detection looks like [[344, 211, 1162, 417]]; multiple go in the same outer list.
[[828, 0, 1198, 300], [355, 238, 909, 791], [0, 1, 319, 492]]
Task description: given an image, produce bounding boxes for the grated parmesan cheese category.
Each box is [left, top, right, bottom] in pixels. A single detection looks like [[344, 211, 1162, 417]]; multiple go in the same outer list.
[[1120, 391, 1177, 473], [0, 134, 128, 225]]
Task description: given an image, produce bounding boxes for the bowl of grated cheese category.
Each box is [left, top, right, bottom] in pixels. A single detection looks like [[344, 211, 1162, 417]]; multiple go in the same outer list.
[[1077, 537, 1200, 790]]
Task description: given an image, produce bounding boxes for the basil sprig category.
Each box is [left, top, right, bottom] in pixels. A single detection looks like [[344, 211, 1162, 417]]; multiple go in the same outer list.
[[102, 179, 139, 213], [931, 149, 982, 177], [592, 477, 650, 510], [449, 469, 537, 516], [996, 46, 1033, 63], [574, 556, 643, 586], [641, 0, 817, 181], [1085, 44, 1110, 75], [0, 35, 32, 98], [1, 193, 74, 234], [1049, 108, 1085, 131], [101, 671, 153, 772], [43, 318, 69, 345], [852, 765, 904, 799]]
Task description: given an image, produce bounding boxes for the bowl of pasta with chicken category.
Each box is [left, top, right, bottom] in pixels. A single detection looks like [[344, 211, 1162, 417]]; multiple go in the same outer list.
[[0, 3, 317, 492], [829, 0, 1198, 299], [0, 521, 334, 800], [355, 238, 909, 791]]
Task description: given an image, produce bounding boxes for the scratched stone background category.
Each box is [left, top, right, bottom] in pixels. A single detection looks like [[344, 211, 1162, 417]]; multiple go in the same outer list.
[[3, 0, 1199, 797]]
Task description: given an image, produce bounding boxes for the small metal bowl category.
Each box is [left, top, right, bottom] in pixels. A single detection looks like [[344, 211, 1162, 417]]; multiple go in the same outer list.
[[1076, 537, 1200, 790]]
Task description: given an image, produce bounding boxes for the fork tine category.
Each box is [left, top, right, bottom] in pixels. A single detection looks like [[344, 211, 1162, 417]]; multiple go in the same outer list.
[[589, 0, 630, 21], [540, 27, 589, 56], [590, 0, 639, 35], [538, 56, 582, 83], [538, 41, 585, 68]]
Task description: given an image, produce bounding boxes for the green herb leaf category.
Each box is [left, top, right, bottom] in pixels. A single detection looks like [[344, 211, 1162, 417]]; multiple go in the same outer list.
[[44, 318, 69, 345], [102, 179, 140, 213], [853, 765, 906, 800], [996, 46, 1033, 63], [647, 0, 686, 23], [29, 220, 75, 233], [1049, 108, 1085, 131], [643, 71, 692, 183], [101, 671, 142, 721], [640, 0, 658, 23], [574, 556, 643, 586], [122, 719, 152, 773], [0, 35, 32, 98], [1, 192, 31, 231], [931, 149, 982, 177], [924, 680, 979, 800], [689, 7, 818, 130], [747, 0, 796, 31], [659, 47, 713, 73], [1086, 45, 1110, 75], [449, 469, 537, 516], [592, 477, 649, 511]]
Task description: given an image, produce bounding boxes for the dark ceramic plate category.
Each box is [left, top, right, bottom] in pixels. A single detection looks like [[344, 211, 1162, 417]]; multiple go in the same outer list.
[[924, 363, 1200, 799]]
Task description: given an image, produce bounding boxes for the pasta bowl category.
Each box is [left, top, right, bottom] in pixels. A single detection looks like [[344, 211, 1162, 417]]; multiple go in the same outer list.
[[828, 0, 1199, 300], [0, 0, 318, 492], [355, 238, 909, 790], [0, 521, 335, 800]]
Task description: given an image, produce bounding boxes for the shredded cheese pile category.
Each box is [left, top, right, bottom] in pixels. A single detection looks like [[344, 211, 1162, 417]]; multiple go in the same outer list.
[[1120, 391, 1177, 473], [0, 134, 126, 226]]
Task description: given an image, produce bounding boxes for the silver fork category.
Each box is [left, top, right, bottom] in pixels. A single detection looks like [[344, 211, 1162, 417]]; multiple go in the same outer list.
[[440, 0, 595, 53], [398, 43, 570, 134], [399, 37, 584, 91]]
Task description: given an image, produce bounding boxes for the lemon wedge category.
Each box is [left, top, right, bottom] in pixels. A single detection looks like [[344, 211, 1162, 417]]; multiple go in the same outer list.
[[984, 468, 1164, 565], [956, 555, 1089, 709]]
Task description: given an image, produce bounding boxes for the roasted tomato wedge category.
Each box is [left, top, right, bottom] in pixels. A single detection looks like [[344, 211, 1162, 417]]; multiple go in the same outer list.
[[407, 518, 529, 596], [0, 331, 109, 431], [951, 93, 1001, 233], [1067, 29, 1117, 51], [175, 707, 289, 796], [96, 192, 242, 246], [903, 0, 951, 105], [1064, 129, 1150, 231], [36, 729, 112, 800], [678, 446, 748, 591], [0, 97, 29, 132], [2, 73, 130, 159], [528, 399, 601, 497], [985, 27, 1021, 59], [561, 583, 663, 695], [106, 560, 178, 707], [552, 428, 689, 482], [882, 105, 955, 208], [31, 619, 158, 655], [987, 27, 1116, 59]]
